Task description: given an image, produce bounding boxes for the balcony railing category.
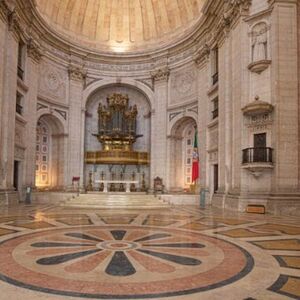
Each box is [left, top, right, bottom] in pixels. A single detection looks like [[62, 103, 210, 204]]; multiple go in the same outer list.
[[17, 65, 24, 80], [242, 147, 273, 164], [212, 72, 219, 85]]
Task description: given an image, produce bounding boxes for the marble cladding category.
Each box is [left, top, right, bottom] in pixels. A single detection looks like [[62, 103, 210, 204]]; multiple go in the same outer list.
[[0, 0, 299, 215]]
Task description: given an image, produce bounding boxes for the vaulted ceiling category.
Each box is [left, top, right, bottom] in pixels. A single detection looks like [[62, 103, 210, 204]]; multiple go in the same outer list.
[[35, 0, 204, 53]]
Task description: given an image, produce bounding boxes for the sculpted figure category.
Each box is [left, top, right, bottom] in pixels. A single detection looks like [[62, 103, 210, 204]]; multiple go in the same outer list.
[[252, 23, 268, 62]]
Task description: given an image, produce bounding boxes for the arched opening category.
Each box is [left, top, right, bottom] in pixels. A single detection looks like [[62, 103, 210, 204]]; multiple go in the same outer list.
[[84, 84, 151, 191], [169, 117, 198, 193], [35, 114, 65, 190]]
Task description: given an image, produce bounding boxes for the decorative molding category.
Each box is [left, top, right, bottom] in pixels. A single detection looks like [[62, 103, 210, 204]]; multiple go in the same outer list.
[[242, 96, 274, 116], [187, 106, 198, 115], [248, 60, 271, 74], [151, 67, 170, 82], [136, 79, 154, 91], [169, 112, 181, 122], [54, 109, 67, 120], [37, 103, 48, 111]]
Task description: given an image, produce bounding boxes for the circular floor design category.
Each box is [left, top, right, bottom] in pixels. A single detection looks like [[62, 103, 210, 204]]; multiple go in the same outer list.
[[0, 225, 254, 299]]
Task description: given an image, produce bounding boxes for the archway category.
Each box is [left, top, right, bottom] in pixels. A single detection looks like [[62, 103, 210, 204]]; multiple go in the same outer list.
[[35, 114, 65, 190], [84, 84, 152, 191], [168, 116, 197, 192]]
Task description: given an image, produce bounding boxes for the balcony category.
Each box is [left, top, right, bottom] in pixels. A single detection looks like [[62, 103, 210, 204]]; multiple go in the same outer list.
[[242, 147, 274, 176], [212, 72, 218, 85], [243, 147, 273, 164]]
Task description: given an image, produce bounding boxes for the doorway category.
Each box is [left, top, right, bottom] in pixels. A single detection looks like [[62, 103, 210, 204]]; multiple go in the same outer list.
[[213, 164, 218, 193], [13, 160, 19, 191], [253, 133, 267, 162]]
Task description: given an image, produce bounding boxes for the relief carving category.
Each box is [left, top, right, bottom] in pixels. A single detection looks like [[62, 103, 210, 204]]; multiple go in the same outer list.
[[39, 62, 66, 101], [170, 68, 196, 104], [248, 22, 271, 74]]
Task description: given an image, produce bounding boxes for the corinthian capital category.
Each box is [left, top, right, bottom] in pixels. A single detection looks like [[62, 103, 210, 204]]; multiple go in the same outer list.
[[223, 0, 251, 28], [194, 44, 210, 66], [151, 67, 170, 82], [68, 65, 87, 82], [27, 39, 43, 63]]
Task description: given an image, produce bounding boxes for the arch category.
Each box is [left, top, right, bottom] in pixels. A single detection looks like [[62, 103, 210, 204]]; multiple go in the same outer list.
[[167, 116, 197, 192], [82, 79, 153, 191], [168, 112, 198, 136], [83, 78, 155, 109], [36, 109, 68, 135], [35, 113, 67, 190]]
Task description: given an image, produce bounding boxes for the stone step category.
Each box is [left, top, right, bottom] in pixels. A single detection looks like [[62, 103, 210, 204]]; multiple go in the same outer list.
[[61, 193, 169, 209]]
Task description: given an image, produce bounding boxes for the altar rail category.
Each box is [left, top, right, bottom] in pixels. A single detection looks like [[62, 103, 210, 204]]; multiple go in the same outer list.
[[85, 151, 149, 165]]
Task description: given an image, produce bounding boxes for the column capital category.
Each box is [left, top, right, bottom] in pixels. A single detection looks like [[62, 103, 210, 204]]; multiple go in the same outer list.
[[222, 0, 251, 30], [68, 65, 87, 82], [27, 39, 43, 64], [194, 44, 210, 67], [151, 67, 170, 83]]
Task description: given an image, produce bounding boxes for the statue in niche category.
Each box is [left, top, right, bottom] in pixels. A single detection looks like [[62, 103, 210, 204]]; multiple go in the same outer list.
[[251, 22, 268, 62]]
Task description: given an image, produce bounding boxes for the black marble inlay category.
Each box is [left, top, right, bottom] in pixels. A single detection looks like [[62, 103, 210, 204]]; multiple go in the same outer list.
[[268, 274, 300, 300], [138, 249, 201, 266], [37, 249, 101, 265], [65, 232, 102, 242], [110, 230, 127, 240], [31, 242, 94, 248], [0, 232, 255, 299], [143, 243, 205, 248], [134, 233, 171, 242], [274, 255, 300, 270], [105, 251, 136, 276]]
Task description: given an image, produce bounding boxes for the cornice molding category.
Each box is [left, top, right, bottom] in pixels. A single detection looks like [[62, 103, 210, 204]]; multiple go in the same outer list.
[[12, 0, 254, 72]]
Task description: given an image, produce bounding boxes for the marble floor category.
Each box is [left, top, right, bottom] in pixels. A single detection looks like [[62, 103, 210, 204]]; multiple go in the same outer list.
[[0, 203, 299, 300]]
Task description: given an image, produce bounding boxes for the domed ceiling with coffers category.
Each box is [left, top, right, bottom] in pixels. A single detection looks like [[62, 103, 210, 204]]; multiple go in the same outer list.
[[35, 0, 204, 53]]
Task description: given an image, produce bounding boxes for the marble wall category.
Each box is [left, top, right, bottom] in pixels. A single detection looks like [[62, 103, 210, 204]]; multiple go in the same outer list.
[[0, 0, 299, 214]]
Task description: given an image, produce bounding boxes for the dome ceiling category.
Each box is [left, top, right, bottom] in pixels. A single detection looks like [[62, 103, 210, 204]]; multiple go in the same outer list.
[[35, 0, 204, 53]]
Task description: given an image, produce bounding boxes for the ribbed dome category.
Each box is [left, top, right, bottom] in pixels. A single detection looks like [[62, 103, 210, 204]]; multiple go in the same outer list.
[[35, 0, 204, 53]]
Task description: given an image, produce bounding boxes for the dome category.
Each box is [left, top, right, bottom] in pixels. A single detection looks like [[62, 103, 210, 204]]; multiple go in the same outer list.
[[35, 0, 204, 53]]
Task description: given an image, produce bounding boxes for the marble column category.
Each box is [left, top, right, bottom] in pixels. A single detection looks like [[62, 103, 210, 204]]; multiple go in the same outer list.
[[271, 0, 299, 191], [0, 12, 18, 191], [23, 40, 42, 188], [150, 67, 169, 190], [67, 65, 85, 189]]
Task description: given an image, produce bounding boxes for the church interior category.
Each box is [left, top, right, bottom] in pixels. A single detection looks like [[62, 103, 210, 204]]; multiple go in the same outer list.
[[0, 0, 299, 299]]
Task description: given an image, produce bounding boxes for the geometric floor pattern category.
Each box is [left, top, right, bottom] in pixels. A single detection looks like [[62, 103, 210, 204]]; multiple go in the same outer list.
[[0, 203, 299, 299]]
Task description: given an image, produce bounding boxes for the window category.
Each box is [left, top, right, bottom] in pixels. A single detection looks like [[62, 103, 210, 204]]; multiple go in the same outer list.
[[17, 41, 25, 80], [212, 97, 219, 119], [16, 92, 23, 115], [212, 47, 219, 85]]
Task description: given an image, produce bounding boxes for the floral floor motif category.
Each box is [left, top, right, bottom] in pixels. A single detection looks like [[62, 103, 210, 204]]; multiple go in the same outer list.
[[0, 204, 299, 299], [0, 225, 253, 298]]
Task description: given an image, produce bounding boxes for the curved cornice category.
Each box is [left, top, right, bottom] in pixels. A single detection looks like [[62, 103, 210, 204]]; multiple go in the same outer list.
[[11, 0, 252, 68]]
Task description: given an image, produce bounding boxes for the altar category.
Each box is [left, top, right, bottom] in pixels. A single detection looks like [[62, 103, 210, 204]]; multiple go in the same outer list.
[[84, 93, 150, 192], [95, 180, 139, 193]]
